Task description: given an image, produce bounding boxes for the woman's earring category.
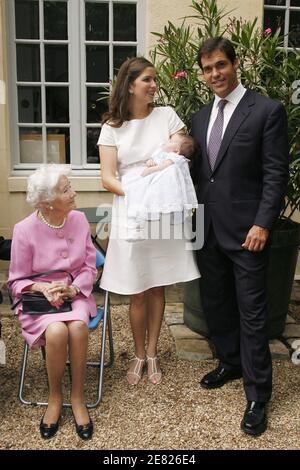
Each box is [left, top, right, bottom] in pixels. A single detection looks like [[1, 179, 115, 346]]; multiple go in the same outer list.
[[49, 206, 53, 210], [129, 90, 133, 95]]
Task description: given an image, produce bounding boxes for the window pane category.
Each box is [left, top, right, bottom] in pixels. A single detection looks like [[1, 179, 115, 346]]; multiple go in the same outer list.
[[264, 1, 286, 5], [113, 46, 136, 75], [86, 2, 108, 41], [86, 46, 109, 82], [47, 128, 69, 163], [87, 128, 100, 164], [290, 1, 300, 6], [44, 1, 68, 40], [113, 3, 136, 41], [289, 10, 300, 47], [263, 9, 285, 35], [19, 127, 43, 163], [17, 44, 40, 82], [15, 0, 39, 39], [18, 86, 41, 123], [87, 87, 108, 123], [45, 45, 68, 82], [46, 87, 69, 123]]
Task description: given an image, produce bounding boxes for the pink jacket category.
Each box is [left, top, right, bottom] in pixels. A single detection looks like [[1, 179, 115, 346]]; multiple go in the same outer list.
[[8, 210, 97, 317]]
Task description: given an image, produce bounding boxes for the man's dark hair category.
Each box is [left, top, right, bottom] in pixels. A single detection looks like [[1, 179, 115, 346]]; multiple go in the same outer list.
[[198, 37, 237, 70]]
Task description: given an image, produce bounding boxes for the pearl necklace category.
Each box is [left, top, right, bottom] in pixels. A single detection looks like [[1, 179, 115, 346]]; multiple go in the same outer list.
[[38, 211, 66, 229]]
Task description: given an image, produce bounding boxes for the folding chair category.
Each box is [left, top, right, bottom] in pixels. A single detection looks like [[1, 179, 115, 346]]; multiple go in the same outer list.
[[17, 249, 114, 409]]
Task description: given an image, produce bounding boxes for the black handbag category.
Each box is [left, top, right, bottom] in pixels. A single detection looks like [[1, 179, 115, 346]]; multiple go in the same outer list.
[[11, 270, 74, 315]]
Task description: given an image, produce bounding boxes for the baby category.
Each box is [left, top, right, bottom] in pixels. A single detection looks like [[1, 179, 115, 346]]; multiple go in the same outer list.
[[141, 134, 195, 177], [122, 134, 198, 241]]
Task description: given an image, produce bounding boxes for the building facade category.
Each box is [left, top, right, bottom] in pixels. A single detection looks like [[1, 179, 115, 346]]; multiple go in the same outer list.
[[1, 0, 298, 237]]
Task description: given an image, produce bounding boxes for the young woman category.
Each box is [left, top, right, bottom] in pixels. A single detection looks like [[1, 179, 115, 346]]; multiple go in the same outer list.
[[98, 57, 200, 386]]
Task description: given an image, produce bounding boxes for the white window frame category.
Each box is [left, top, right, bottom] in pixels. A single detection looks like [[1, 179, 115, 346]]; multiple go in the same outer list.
[[6, 0, 146, 175], [264, 0, 300, 50]]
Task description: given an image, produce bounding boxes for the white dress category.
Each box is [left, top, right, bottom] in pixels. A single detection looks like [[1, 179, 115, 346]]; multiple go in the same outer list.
[[122, 148, 198, 221], [97, 106, 200, 294]]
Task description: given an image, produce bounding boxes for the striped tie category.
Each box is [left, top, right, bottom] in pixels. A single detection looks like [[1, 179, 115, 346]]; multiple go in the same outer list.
[[207, 99, 227, 171]]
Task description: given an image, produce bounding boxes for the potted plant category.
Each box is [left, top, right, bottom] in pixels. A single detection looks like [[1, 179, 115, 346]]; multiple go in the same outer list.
[[150, 0, 300, 338]]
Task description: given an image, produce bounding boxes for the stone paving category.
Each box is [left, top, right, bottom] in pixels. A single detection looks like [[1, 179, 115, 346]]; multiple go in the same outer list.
[[165, 304, 299, 361], [164, 281, 300, 362]]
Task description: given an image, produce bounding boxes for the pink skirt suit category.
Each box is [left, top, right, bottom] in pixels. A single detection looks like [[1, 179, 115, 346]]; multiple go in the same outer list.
[[8, 210, 97, 348]]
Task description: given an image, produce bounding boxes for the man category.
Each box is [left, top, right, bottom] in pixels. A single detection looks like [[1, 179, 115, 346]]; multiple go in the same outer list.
[[191, 37, 289, 436]]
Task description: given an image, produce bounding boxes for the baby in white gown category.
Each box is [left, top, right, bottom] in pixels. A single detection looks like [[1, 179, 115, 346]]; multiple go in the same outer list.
[[122, 134, 198, 241]]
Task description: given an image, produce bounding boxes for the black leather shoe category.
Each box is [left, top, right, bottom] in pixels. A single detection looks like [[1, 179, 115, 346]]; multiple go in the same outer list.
[[74, 413, 93, 440], [241, 401, 267, 436], [200, 365, 242, 389], [39, 415, 60, 439]]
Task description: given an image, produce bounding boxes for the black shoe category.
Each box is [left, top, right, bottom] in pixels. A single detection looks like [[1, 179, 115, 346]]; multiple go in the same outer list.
[[39, 414, 60, 439], [241, 401, 267, 437], [200, 365, 242, 389], [74, 412, 93, 440]]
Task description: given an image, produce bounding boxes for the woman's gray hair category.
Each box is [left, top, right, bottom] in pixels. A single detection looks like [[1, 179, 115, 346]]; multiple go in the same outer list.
[[26, 164, 71, 208]]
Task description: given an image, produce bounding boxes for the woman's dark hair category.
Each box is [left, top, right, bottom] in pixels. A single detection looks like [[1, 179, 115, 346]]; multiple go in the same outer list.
[[102, 57, 155, 128], [198, 37, 237, 70]]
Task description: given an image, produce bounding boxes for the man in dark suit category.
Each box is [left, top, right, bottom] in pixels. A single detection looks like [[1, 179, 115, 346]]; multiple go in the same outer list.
[[191, 37, 289, 436]]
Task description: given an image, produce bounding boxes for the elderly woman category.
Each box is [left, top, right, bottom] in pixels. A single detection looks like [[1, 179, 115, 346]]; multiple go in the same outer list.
[[8, 164, 96, 440]]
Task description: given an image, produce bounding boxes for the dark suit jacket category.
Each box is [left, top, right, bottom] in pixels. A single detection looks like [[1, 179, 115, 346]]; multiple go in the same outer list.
[[191, 89, 289, 251]]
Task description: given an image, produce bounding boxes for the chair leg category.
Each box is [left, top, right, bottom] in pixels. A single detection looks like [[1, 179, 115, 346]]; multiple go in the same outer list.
[[105, 297, 114, 368], [18, 342, 30, 405], [18, 341, 49, 406], [87, 290, 112, 409]]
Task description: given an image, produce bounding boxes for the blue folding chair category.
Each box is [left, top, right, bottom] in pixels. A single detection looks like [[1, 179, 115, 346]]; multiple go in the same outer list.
[[17, 249, 114, 409]]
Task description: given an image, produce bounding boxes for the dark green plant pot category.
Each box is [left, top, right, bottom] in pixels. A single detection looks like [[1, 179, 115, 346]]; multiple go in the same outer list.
[[266, 220, 300, 338], [184, 220, 300, 339], [183, 278, 208, 336]]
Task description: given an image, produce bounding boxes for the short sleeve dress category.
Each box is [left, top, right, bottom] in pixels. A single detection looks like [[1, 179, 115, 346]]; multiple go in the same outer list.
[[97, 106, 200, 295]]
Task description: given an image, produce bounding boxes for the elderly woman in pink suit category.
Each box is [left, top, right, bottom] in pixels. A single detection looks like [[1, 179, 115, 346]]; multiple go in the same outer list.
[[8, 164, 96, 440]]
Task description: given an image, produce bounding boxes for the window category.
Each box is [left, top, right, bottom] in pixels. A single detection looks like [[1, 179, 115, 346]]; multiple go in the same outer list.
[[7, 0, 145, 172], [264, 0, 300, 49]]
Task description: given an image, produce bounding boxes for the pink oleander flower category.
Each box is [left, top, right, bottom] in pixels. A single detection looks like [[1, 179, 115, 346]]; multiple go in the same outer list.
[[173, 70, 188, 80], [264, 27, 272, 36]]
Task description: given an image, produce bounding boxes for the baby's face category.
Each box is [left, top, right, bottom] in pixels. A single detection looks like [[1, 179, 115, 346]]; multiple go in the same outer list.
[[163, 135, 182, 153]]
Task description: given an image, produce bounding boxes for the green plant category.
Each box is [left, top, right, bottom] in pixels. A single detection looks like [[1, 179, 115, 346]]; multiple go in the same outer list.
[[150, 0, 300, 225]]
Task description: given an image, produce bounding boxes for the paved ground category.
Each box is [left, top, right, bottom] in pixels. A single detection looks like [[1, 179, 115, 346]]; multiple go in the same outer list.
[[0, 282, 300, 450]]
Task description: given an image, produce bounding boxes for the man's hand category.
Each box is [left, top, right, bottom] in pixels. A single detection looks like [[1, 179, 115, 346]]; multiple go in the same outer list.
[[242, 225, 269, 252]]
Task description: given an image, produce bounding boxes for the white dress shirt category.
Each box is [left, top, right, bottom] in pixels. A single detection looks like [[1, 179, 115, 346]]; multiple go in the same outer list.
[[207, 82, 247, 146]]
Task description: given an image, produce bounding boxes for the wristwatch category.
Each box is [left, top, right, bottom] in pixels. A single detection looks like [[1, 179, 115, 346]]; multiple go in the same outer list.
[[72, 284, 81, 295]]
